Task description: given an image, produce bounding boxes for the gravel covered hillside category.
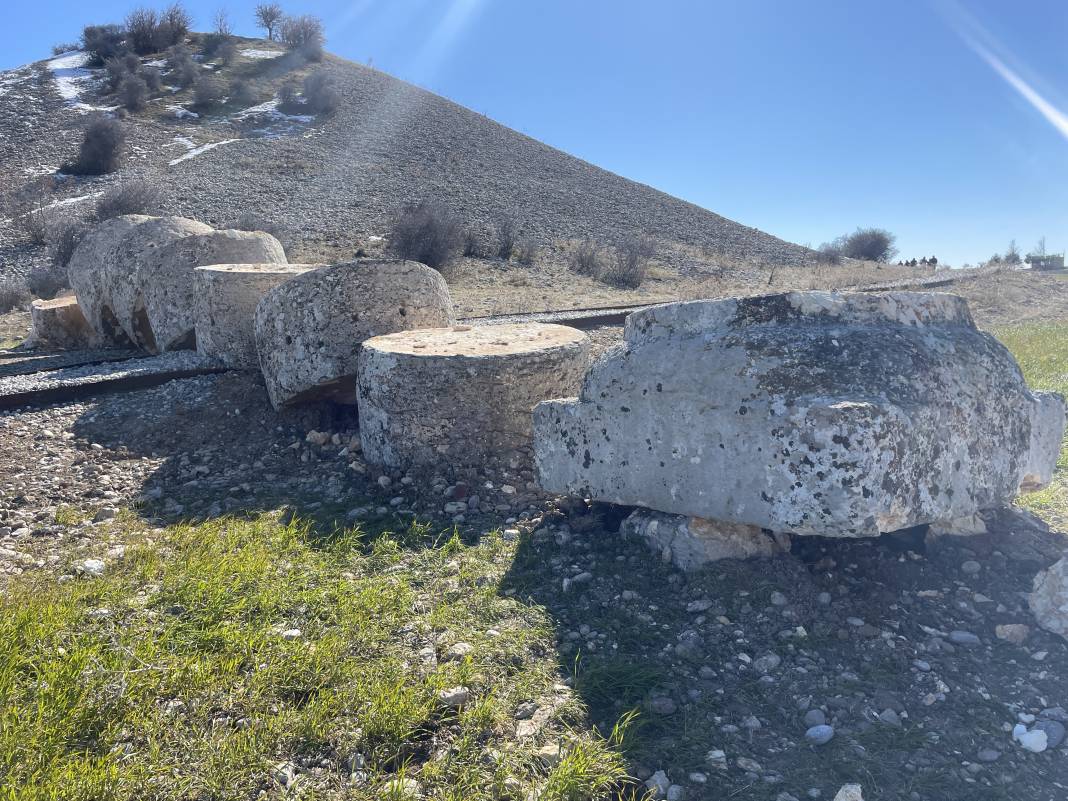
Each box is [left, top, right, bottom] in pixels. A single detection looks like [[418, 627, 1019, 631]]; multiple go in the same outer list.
[[0, 36, 814, 282]]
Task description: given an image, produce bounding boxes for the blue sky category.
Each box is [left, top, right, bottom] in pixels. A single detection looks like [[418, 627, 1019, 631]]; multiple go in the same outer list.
[[5, 1, 1067, 266]]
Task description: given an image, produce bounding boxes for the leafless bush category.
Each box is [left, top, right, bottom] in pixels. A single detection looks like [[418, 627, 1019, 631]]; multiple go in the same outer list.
[[839, 227, 897, 262], [0, 280, 30, 314], [8, 178, 58, 245], [462, 229, 485, 258], [216, 38, 238, 66], [142, 65, 163, 92], [494, 213, 517, 259], [126, 8, 160, 54], [95, 180, 162, 220], [167, 44, 200, 88], [302, 70, 340, 115], [281, 15, 325, 61], [603, 235, 655, 288], [104, 56, 129, 92], [229, 213, 292, 255], [230, 79, 257, 106], [193, 77, 226, 110], [516, 239, 537, 265], [816, 241, 843, 265], [213, 9, 232, 36], [52, 41, 80, 56], [46, 215, 88, 270], [277, 80, 301, 109], [27, 263, 70, 300], [157, 3, 192, 48], [119, 75, 149, 111], [62, 117, 125, 175], [569, 239, 604, 277], [388, 200, 463, 273], [82, 25, 127, 65], [255, 3, 283, 40]]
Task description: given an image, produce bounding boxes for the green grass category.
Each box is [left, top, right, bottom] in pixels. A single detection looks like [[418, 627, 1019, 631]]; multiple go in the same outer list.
[[995, 322, 1068, 528], [0, 515, 633, 800]]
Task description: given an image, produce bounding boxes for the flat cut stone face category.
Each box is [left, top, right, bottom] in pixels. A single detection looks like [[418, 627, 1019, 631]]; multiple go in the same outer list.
[[195, 264, 320, 369], [137, 229, 287, 353], [1030, 557, 1068, 640], [254, 260, 455, 410], [534, 291, 1066, 538], [28, 297, 96, 349], [358, 323, 589, 470]]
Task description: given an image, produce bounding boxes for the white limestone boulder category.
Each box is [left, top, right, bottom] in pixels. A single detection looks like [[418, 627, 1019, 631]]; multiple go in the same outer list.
[[66, 214, 153, 344], [1030, 557, 1068, 640], [358, 323, 590, 470], [27, 296, 97, 349], [254, 260, 455, 409], [195, 264, 320, 368], [135, 229, 287, 353], [534, 291, 1065, 538]]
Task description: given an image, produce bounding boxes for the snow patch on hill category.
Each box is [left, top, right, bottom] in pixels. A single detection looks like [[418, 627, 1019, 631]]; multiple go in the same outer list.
[[47, 51, 114, 113], [167, 135, 240, 165]]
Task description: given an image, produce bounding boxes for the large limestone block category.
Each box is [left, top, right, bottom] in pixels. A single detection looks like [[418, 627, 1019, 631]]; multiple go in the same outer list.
[[137, 229, 287, 353], [1030, 557, 1068, 640], [66, 214, 153, 344], [534, 291, 1066, 538], [107, 216, 213, 349], [358, 323, 590, 470], [254, 260, 455, 409], [27, 296, 97, 349], [195, 264, 320, 368]]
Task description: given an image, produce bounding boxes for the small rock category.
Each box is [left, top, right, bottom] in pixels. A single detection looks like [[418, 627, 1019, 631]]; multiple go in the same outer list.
[[1034, 719, 1066, 749], [437, 686, 470, 708], [1013, 723, 1048, 753], [76, 558, 106, 577], [833, 785, 863, 801], [271, 761, 299, 789], [705, 749, 727, 769], [805, 724, 835, 746], [280, 628, 302, 640], [770, 591, 788, 606], [877, 709, 901, 727], [380, 776, 422, 798], [535, 742, 562, 766], [753, 652, 782, 673], [961, 560, 981, 574], [803, 709, 826, 728], [736, 757, 763, 773], [977, 748, 1001, 763], [995, 623, 1030, 645], [645, 770, 671, 799], [443, 642, 473, 661], [948, 630, 981, 647], [646, 695, 677, 716]]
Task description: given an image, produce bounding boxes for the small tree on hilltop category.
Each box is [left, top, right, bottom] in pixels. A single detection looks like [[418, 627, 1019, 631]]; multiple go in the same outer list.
[[1004, 239, 1021, 266], [255, 3, 283, 40], [125, 7, 160, 55], [213, 9, 232, 37], [281, 14, 325, 61]]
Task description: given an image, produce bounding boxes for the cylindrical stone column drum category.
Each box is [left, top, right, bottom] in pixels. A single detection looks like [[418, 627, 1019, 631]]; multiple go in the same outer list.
[[195, 264, 319, 368], [357, 322, 590, 470], [29, 296, 95, 349]]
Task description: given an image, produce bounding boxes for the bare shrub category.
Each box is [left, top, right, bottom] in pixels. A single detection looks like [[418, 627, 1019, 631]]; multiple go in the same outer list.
[[230, 79, 257, 107], [95, 180, 162, 220], [277, 80, 301, 109], [119, 75, 149, 111], [63, 117, 126, 175], [255, 3, 283, 40], [839, 227, 897, 262], [52, 41, 80, 56], [516, 239, 537, 265], [216, 38, 238, 66], [104, 56, 130, 91], [229, 213, 292, 255], [157, 3, 192, 49], [213, 9, 232, 36], [126, 8, 160, 54], [462, 229, 484, 258], [193, 77, 226, 111], [9, 178, 58, 245], [46, 215, 88, 270], [141, 65, 163, 92], [0, 280, 30, 314], [26, 263, 70, 300], [569, 239, 604, 277], [494, 213, 517, 259], [281, 15, 325, 61], [816, 241, 843, 265], [302, 70, 340, 115], [603, 235, 655, 288], [166, 43, 193, 71], [388, 200, 463, 273], [82, 25, 127, 65]]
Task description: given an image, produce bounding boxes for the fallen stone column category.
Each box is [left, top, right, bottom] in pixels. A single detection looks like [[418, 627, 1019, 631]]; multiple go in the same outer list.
[[137, 229, 287, 353], [26, 297, 97, 350], [194, 264, 320, 369], [358, 322, 590, 470], [254, 260, 455, 409], [67, 214, 154, 344], [534, 291, 1066, 538]]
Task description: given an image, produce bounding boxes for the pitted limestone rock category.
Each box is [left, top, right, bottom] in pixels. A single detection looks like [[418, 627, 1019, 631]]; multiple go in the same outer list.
[[254, 260, 455, 409], [136, 229, 287, 353], [534, 291, 1066, 538], [107, 216, 214, 349], [195, 264, 320, 368], [67, 214, 153, 344], [1030, 557, 1068, 641], [621, 509, 790, 570], [27, 297, 97, 349], [358, 323, 590, 470]]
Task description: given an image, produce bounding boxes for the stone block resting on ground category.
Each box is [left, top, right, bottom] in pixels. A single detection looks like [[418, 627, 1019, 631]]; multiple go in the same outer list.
[[254, 259, 455, 410], [26, 297, 97, 350], [358, 322, 590, 471], [534, 291, 1066, 539], [194, 264, 321, 369]]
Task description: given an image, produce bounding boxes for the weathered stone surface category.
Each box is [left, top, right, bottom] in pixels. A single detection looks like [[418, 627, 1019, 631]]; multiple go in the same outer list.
[[1030, 557, 1068, 640], [66, 215, 153, 344], [534, 291, 1066, 537], [621, 509, 789, 570], [27, 296, 97, 349], [254, 260, 455, 409], [107, 216, 214, 349], [358, 323, 589, 470], [130, 229, 288, 353], [195, 264, 320, 368]]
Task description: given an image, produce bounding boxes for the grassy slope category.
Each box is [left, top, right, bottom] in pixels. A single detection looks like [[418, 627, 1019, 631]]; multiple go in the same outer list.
[[1, 323, 1065, 800]]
